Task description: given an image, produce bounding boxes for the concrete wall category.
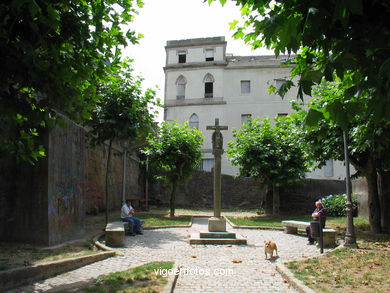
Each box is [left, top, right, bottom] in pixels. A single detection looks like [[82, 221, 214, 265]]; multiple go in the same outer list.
[[47, 120, 86, 245], [352, 177, 369, 218], [0, 152, 49, 244], [0, 119, 84, 245], [0, 120, 145, 245], [149, 170, 345, 214]]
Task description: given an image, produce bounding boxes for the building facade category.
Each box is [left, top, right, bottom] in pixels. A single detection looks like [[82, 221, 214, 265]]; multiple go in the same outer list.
[[164, 36, 345, 179]]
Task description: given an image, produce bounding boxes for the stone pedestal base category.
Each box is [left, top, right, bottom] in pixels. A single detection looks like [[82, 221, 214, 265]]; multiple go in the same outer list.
[[208, 217, 226, 232], [189, 232, 247, 245]]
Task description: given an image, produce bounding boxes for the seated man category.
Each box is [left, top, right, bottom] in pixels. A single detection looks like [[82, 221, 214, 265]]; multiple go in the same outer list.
[[306, 200, 326, 245], [121, 199, 143, 236]]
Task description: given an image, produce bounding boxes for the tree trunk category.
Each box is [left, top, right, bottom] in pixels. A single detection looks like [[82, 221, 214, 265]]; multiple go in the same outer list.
[[170, 181, 177, 217], [105, 139, 113, 226], [378, 171, 390, 233], [264, 185, 273, 215], [366, 158, 381, 233], [272, 184, 280, 217]]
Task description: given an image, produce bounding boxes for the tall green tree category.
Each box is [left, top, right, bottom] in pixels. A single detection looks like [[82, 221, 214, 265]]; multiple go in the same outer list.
[[226, 116, 309, 216], [143, 122, 203, 217], [212, 0, 390, 125], [299, 82, 390, 233], [88, 60, 157, 225], [0, 0, 143, 164]]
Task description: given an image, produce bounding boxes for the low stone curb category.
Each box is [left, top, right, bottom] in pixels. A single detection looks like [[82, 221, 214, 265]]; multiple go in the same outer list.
[[144, 223, 192, 229], [96, 218, 193, 249], [275, 263, 316, 293], [0, 251, 116, 292], [224, 216, 284, 231], [161, 264, 181, 293], [93, 233, 115, 251]]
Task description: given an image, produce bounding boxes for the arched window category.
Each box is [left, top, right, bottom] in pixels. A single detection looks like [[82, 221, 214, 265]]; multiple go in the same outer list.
[[203, 73, 214, 98], [176, 75, 187, 99], [189, 113, 199, 129]]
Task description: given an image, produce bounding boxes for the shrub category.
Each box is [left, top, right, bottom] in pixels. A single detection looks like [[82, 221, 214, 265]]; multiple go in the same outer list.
[[321, 194, 358, 217]]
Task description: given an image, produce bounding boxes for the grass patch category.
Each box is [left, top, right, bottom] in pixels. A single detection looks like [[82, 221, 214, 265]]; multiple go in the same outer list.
[[140, 214, 192, 227], [226, 215, 370, 232], [83, 261, 174, 293], [285, 240, 390, 292], [226, 215, 309, 227], [0, 241, 99, 271], [144, 207, 259, 215]]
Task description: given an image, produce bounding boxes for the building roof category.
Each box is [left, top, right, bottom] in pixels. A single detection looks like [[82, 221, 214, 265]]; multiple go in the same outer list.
[[166, 36, 226, 48], [226, 55, 295, 68]]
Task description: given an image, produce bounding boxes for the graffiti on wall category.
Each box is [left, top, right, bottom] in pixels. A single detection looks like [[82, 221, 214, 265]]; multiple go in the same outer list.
[[48, 184, 83, 234]]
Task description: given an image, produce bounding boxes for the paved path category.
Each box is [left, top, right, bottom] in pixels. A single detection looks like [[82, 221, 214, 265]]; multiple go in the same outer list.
[[9, 218, 327, 293]]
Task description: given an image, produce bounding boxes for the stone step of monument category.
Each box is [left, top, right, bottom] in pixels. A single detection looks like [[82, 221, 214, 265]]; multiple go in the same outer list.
[[199, 231, 236, 239], [189, 233, 247, 245]]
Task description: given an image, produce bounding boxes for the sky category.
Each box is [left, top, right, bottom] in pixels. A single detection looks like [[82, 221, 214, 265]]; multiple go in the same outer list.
[[123, 0, 273, 121]]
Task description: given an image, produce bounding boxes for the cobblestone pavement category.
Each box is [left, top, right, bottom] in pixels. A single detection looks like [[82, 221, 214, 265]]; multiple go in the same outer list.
[[9, 217, 327, 293]]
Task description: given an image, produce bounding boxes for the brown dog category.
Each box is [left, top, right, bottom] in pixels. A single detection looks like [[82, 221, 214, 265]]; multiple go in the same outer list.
[[264, 240, 278, 259]]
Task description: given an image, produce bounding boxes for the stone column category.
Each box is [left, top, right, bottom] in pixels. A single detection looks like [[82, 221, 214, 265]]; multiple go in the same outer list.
[[206, 118, 228, 232]]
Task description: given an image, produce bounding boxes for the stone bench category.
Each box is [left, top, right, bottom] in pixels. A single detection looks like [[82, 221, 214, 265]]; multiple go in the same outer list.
[[105, 221, 125, 247], [282, 220, 337, 248]]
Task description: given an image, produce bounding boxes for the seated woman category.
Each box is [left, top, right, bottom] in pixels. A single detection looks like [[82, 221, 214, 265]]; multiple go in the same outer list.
[[306, 200, 326, 245]]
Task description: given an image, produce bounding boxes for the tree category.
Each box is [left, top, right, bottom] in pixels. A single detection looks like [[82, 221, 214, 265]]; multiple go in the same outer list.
[[143, 122, 203, 217], [213, 0, 390, 125], [88, 60, 157, 225], [226, 116, 309, 216], [0, 0, 143, 164], [298, 82, 390, 233]]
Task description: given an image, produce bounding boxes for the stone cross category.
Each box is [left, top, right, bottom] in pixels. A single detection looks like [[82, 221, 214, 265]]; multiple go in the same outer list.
[[206, 118, 228, 219]]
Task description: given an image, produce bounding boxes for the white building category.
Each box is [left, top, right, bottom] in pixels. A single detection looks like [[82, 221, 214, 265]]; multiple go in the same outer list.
[[163, 36, 345, 179]]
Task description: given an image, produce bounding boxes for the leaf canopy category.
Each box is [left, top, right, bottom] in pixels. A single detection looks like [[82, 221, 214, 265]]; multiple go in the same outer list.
[[143, 122, 204, 185], [226, 116, 309, 187], [0, 0, 143, 163], [216, 0, 390, 124]]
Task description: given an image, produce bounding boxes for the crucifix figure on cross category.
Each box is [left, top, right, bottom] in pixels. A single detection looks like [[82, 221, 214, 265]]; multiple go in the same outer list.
[[206, 118, 228, 231], [207, 118, 228, 155]]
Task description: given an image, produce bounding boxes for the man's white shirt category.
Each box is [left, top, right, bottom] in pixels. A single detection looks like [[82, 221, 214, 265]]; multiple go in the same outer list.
[[121, 204, 134, 218]]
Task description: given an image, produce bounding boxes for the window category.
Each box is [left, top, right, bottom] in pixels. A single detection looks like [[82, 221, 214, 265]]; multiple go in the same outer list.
[[241, 114, 252, 125], [205, 83, 213, 97], [277, 113, 288, 117], [203, 73, 214, 98], [178, 51, 186, 63], [200, 159, 214, 172], [275, 79, 286, 91], [205, 49, 214, 61], [176, 75, 187, 99], [324, 159, 334, 177], [241, 80, 251, 94], [189, 113, 199, 129]]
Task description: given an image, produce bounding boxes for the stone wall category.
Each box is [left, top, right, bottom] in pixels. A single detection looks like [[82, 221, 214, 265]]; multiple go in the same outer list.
[[149, 171, 345, 214], [84, 144, 144, 214]]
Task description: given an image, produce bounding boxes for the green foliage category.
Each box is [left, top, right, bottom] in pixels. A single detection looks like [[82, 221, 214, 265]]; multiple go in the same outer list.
[[226, 116, 310, 187], [298, 81, 390, 172], [87, 60, 157, 148], [216, 0, 390, 125], [143, 122, 204, 185], [88, 261, 174, 293], [0, 0, 143, 163], [298, 81, 390, 233], [321, 194, 358, 217]]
